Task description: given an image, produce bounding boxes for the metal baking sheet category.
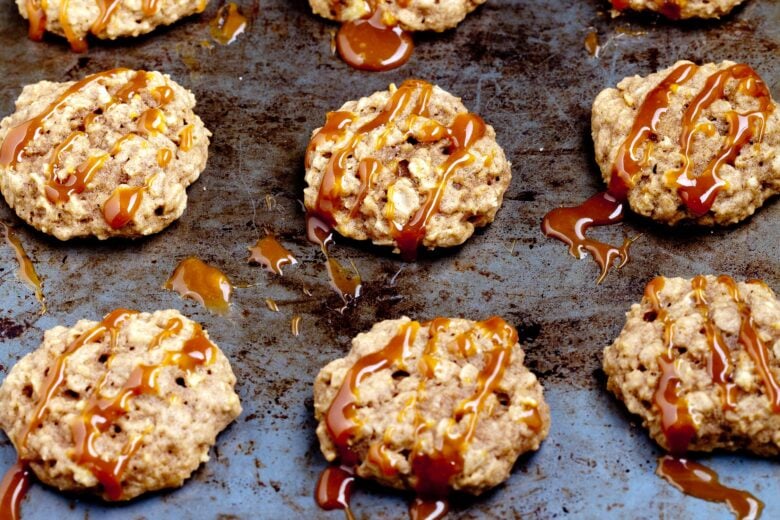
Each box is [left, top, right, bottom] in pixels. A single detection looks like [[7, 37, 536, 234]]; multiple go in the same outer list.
[[0, 0, 778, 517]]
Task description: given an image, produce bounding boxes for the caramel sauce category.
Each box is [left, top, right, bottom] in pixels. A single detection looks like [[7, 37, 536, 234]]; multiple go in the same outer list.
[[2, 223, 45, 312], [336, 7, 413, 72], [584, 31, 599, 57], [165, 257, 233, 315], [646, 277, 696, 455], [103, 186, 144, 229], [307, 79, 485, 260], [92, 0, 122, 35], [60, 0, 88, 52], [670, 64, 773, 216], [178, 125, 194, 152], [718, 275, 780, 411], [141, 0, 160, 16], [156, 148, 173, 168], [657, 456, 763, 519], [137, 108, 166, 135], [70, 319, 214, 500], [0, 69, 128, 168], [541, 192, 632, 284], [265, 298, 279, 312], [290, 315, 302, 337], [315, 465, 355, 520], [306, 213, 362, 308], [319, 317, 535, 517], [541, 62, 698, 283], [210, 3, 247, 45], [0, 460, 31, 520], [24, 0, 46, 40], [248, 236, 297, 275]]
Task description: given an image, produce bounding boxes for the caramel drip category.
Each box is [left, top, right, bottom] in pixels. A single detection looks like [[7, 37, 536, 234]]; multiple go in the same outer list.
[[59, 0, 87, 52], [151, 86, 175, 105], [308, 79, 485, 260], [18, 309, 138, 449], [314, 465, 356, 520], [584, 31, 599, 57], [178, 125, 194, 152], [320, 317, 533, 516], [45, 133, 109, 203], [156, 148, 173, 168], [24, 0, 46, 41], [541, 63, 697, 282], [671, 64, 773, 216], [141, 0, 160, 16], [248, 236, 297, 275], [2, 223, 45, 312], [209, 3, 248, 45], [409, 498, 449, 520], [92, 0, 122, 35], [0, 69, 128, 167], [718, 275, 780, 411], [336, 6, 414, 72], [69, 319, 214, 500], [0, 460, 31, 520], [290, 315, 302, 337], [306, 213, 362, 308], [657, 456, 763, 519], [103, 186, 144, 229], [691, 275, 737, 409], [165, 257, 233, 315], [646, 277, 696, 455], [137, 108, 166, 135]]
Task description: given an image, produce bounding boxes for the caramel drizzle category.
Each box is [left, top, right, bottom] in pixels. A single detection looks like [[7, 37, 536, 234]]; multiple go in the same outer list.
[[1, 223, 45, 312], [647, 275, 780, 455], [669, 64, 774, 216], [321, 317, 539, 516], [0, 69, 188, 231], [209, 3, 248, 45], [70, 318, 214, 500], [335, 5, 414, 72], [0, 460, 31, 520], [306, 214, 362, 309], [26, 0, 162, 51], [164, 257, 233, 315], [248, 235, 298, 275], [307, 80, 486, 260], [646, 277, 696, 455], [657, 456, 763, 520]]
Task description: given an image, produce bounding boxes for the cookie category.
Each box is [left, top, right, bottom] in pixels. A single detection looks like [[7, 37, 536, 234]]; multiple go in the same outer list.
[[17, 0, 208, 51], [592, 60, 779, 226], [0, 309, 241, 501], [304, 79, 511, 259], [603, 275, 780, 455], [314, 316, 549, 496], [610, 0, 746, 19], [0, 69, 210, 240], [308, 0, 485, 32]]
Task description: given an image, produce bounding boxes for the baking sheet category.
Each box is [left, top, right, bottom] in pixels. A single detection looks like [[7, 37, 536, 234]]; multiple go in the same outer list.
[[0, 0, 778, 517]]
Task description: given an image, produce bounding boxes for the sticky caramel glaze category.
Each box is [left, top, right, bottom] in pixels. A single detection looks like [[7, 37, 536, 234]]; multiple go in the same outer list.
[[0, 69, 128, 167], [137, 108, 166, 135], [315, 465, 356, 520], [0, 461, 31, 520], [1, 223, 45, 312], [103, 186, 144, 229], [247, 235, 297, 275], [671, 64, 774, 216], [336, 7, 413, 72], [60, 0, 88, 52], [306, 213, 362, 307], [657, 456, 763, 520], [691, 275, 737, 409], [165, 257, 233, 315], [719, 276, 780, 411], [584, 31, 599, 56], [541, 63, 698, 283], [409, 498, 448, 520], [178, 125, 194, 152], [70, 319, 214, 500], [209, 3, 248, 45], [320, 317, 537, 517], [646, 277, 697, 455], [24, 0, 46, 40], [157, 148, 173, 168]]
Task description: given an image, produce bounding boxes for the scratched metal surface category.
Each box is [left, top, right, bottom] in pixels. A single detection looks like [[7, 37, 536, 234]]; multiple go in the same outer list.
[[0, 0, 778, 518]]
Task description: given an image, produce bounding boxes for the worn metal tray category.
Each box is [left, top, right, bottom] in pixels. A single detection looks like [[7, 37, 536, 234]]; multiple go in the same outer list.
[[0, 0, 778, 517]]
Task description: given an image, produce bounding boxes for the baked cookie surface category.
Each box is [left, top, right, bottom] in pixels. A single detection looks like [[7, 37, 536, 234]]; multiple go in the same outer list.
[[0, 69, 210, 240], [0, 309, 241, 501], [17, 0, 208, 50], [610, 0, 747, 19], [603, 276, 780, 455], [308, 0, 486, 32], [592, 60, 779, 226], [304, 79, 511, 258], [314, 316, 549, 495]]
